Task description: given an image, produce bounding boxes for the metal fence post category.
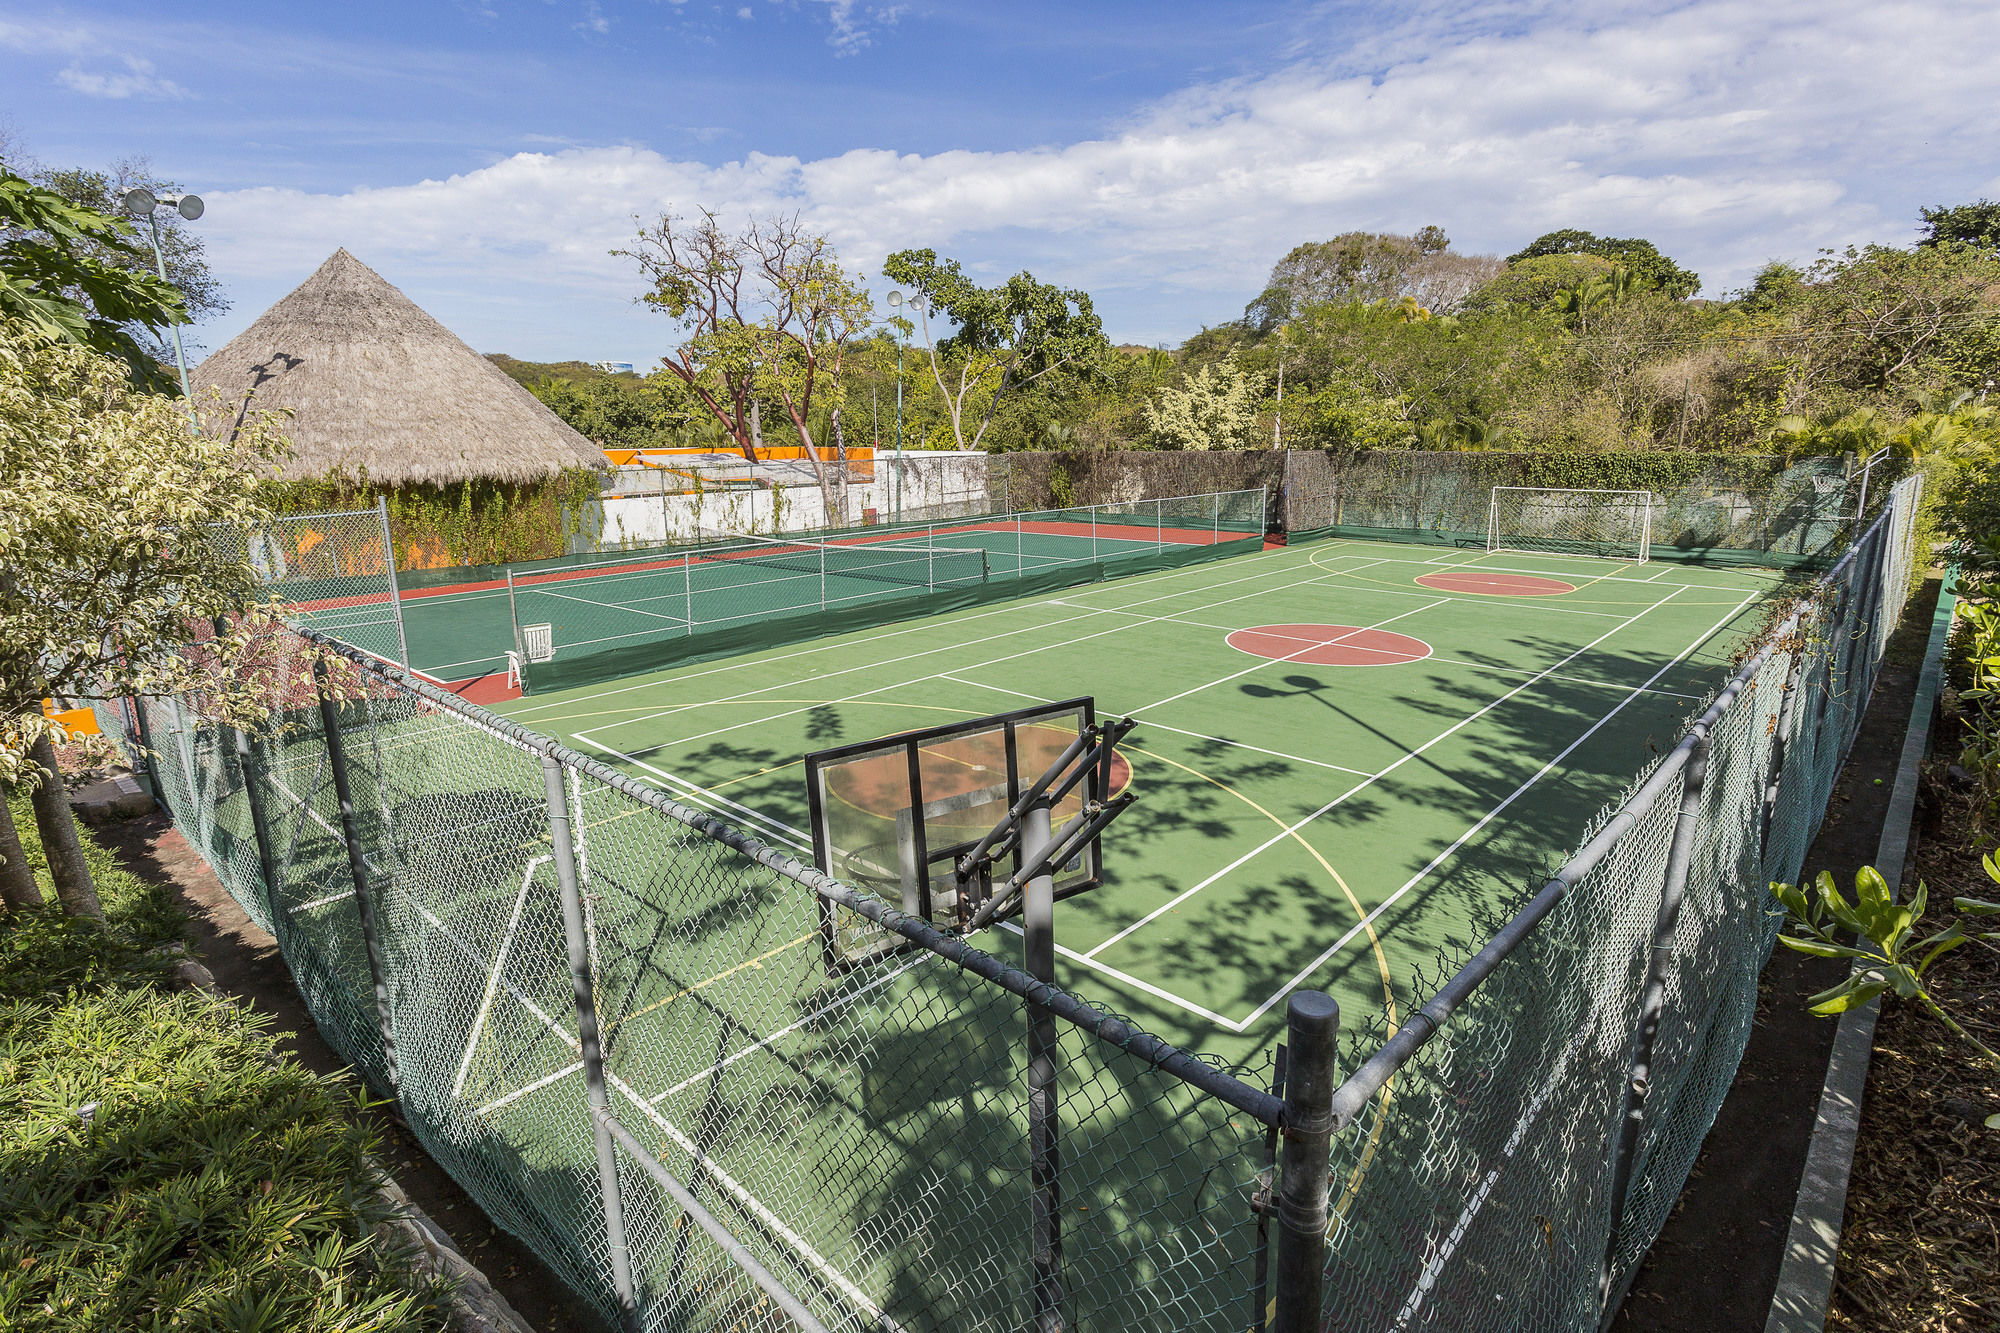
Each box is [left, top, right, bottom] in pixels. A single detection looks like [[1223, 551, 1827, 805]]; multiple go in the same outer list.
[[377, 496, 410, 668], [1272, 990, 1339, 1333], [1021, 801, 1064, 1333], [313, 659, 400, 1094], [1600, 730, 1711, 1318], [234, 724, 288, 941], [129, 694, 160, 808], [542, 753, 640, 1329], [1759, 652, 1809, 870]]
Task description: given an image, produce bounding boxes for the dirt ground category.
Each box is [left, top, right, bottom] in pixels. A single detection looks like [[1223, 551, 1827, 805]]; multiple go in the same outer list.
[[1824, 740, 2000, 1330], [93, 812, 602, 1333]]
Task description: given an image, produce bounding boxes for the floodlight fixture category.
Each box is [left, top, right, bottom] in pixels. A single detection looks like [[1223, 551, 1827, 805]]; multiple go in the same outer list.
[[117, 187, 204, 420]]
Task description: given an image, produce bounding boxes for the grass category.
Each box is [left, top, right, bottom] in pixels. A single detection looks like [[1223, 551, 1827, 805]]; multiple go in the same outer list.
[[0, 794, 451, 1333]]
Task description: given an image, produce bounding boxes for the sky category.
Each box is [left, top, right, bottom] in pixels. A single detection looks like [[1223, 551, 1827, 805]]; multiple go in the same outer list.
[[3, 0, 1996, 365]]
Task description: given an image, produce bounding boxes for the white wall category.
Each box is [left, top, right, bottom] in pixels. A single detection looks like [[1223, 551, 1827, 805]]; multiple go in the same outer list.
[[594, 451, 991, 544]]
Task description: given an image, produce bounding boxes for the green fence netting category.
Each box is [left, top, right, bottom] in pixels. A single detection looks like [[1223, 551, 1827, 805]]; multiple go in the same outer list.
[[115, 472, 1924, 1333]]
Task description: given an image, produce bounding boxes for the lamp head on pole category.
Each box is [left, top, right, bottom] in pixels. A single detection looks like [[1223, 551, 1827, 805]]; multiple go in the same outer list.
[[120, 188, 204, 221]]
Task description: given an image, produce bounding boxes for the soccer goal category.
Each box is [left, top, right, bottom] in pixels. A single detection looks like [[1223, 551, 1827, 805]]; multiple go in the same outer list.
[[1487, 487, 1653, 562]]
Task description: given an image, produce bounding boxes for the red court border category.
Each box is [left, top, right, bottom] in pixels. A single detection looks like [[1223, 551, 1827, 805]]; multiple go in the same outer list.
[[1225, 624, 1433, 668], [1415, 570, 1576, 597]]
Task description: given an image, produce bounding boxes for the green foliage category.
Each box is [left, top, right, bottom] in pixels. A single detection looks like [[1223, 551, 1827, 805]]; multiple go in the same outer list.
[[881, 248, 1108, 451], [1772, 864, 2000, 1122], [0, 325, 293, 779], [1506, 228, 1701, 298], [1919, 199, 2000, 258], [1245, 228, 1502, 332], [267, 469, 602, 570], [0, 796, 446, 1331], [0, 165, 188, 392], [1462, 253, 1618, 312], [1142, 354, 1263, 450], [0, 987, 447, 1331], [0, 790, 182, 1000], [29, 159, 226, 328]]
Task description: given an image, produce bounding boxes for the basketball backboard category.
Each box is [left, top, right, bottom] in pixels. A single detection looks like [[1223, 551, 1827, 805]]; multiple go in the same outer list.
[[803, 698, 1128, 968]]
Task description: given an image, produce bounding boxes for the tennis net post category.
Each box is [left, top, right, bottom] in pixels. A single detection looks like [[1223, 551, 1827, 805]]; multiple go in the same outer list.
[[376, 496, 410, 668], [1273, 990, 1338, 1333]]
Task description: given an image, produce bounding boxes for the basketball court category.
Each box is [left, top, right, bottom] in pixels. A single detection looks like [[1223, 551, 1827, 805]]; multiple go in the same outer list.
[[487, 532, 1790, 1064]]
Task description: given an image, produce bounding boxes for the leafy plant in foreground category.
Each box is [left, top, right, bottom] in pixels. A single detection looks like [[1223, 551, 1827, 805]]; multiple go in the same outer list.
[[1771, 862, 2000, 1121]]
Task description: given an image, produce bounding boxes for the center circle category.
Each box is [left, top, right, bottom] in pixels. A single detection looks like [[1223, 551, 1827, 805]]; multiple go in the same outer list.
[[1415, 570, 1576, 597], [1225, 623, 1433, 667]]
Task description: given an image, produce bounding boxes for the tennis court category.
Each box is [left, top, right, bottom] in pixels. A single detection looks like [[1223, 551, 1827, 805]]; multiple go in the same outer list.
[[487, 533, 1790, 1063], [301, 493, 1264, 690]]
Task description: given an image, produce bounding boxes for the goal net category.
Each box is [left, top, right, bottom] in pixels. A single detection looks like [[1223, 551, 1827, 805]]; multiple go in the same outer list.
[[1487, 487, 1653, 562]]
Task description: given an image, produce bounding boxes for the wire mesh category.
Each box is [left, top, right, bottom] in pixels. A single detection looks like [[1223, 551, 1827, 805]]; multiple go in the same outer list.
[[1282, 451, 1869, 566], [104, 473, 1924, 1333]]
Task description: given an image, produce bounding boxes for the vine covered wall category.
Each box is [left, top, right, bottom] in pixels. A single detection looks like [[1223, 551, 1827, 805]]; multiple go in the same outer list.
[[264, 468, 604, 570]]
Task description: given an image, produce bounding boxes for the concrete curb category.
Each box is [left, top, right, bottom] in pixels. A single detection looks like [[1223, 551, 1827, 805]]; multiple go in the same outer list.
[[1764, 575, 1959, 1333]]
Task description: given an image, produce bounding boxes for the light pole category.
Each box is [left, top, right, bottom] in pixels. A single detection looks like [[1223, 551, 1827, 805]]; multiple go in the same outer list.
[[886, 290, 907, 523], [119, 187, 203, 422]]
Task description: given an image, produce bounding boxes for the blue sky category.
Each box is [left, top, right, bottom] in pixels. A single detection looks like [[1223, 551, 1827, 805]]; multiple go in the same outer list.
[[3, 1, 1996, 363]]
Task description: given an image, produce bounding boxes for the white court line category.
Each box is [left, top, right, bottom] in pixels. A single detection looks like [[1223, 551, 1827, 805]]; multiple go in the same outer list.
[[453, 855, 549, 1100], [1132, 594, 1448, 717], [649, 958, 927, 1102], [1164, 618, 1708, 703], [501, 540, 1307, 722], [938, 674, 1376, 779], [571, 735, 813, 852], [1232, 583, 1764, 1029], [528, 583, 691, 625], [476, 1060, 584, 1118], [578, 557, 1362, 762], [567, 548, 1315, 739], [1086, 584, 1689, 963], [993, 921, 1243, 1028], [261, 757, 882, 1320]]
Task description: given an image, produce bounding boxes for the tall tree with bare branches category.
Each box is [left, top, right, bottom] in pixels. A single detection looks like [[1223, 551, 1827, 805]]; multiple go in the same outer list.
[[619, 211, 873, 521]]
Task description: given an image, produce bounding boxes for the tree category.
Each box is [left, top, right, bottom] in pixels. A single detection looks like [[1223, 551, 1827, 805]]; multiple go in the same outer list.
[[1919, 200, 2000, 258], [619, 211, 872, 521], [33, 157, 227, 332], [1462, 253, 1618, 312], [1506, 229, 1701, 298], [1142, 355, 1263, 450], [1, 321, 294, 916], [880, 248, 1107, 452], [0, 164, 188, 391], [1245, 228, 1502, 331]]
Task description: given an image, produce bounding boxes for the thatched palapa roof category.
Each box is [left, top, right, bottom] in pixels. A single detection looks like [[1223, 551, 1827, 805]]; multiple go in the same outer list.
[[195, 249, 606, 486]]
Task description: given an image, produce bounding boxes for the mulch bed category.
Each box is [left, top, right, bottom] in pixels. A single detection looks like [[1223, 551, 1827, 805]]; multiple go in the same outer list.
[[1829, 764, 2000, 1332]]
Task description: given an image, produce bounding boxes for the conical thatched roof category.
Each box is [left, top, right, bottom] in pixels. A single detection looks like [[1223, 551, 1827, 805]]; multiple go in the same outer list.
[[195, 249, 605, 485]]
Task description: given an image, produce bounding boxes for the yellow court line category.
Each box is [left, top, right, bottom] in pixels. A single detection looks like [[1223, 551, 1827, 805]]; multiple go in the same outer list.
[[1118, 742, 1401, 1222], [608, 933, 814, 1035]]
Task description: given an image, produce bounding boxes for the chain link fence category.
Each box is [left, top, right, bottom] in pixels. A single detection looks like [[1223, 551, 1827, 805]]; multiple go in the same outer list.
[[1282, 451, 1870, 567], [107, 473, 1923, 1332]]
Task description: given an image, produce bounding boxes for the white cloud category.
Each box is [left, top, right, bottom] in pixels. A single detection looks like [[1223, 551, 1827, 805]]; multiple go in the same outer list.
[[192, 0, 1999, 353], [53, 55, 189, 100], [800, 0, 901, 55]]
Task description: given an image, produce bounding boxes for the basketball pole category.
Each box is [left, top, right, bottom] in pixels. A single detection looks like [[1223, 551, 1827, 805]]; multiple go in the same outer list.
[[1022, 800, 1064, 1333]]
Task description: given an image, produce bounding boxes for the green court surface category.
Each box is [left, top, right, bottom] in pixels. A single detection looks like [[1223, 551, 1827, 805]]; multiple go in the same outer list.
[[310, 508, 1253, 687], [490, 534, 1792, 1063]]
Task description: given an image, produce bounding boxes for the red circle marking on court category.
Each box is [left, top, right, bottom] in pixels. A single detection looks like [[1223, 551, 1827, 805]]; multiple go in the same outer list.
[[1226, 624, 1433, 668], [1414, 570, 1576, 597]]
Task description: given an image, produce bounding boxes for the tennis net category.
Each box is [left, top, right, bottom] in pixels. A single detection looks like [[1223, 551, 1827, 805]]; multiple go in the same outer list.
[[704, 530, 991, 594]]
